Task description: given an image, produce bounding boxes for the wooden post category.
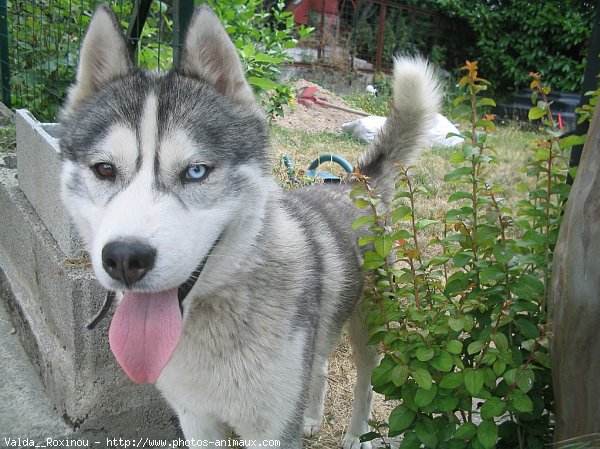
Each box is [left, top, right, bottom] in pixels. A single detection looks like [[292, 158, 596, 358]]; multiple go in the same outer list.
[[374, 3, 387, 70], [550, 104, 600, 442]]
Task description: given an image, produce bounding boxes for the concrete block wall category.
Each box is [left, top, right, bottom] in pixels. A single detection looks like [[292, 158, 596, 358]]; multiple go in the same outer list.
[[0, 111, 178, 439], [15, 110, 84, 257]]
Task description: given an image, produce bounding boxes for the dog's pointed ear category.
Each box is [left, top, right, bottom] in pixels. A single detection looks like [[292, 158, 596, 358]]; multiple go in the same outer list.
[[64, 5, 133, 113], [177, 6, 256, 107]]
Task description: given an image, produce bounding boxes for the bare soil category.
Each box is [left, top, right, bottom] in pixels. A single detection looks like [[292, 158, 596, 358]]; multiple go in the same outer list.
[[275, 80, 366, 134]]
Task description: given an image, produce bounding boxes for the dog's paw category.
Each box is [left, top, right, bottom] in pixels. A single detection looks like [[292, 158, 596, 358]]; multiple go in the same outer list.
[[303, 418, 322, 437], [341, 434, 372, 449]]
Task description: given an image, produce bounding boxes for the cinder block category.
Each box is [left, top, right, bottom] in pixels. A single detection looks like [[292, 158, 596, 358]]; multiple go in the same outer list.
[[16, 110, 84, 257], [1, 134, 178, 437]]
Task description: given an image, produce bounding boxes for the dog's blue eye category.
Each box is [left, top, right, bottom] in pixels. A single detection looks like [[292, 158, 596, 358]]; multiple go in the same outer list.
[[184, 163, 209, 182]]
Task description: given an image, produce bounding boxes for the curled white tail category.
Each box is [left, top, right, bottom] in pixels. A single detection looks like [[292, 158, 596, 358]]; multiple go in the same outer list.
[[357, 56, 442, 202]]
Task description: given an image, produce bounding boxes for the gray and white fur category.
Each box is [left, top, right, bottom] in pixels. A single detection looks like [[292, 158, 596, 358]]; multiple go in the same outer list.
[[59, 5, 441, 449]]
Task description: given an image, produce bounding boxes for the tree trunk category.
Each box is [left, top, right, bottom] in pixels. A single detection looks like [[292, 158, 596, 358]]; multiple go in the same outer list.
[[550, 105, 600, 442]]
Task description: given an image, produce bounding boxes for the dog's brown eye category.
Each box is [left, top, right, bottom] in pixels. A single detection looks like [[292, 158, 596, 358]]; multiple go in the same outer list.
[[93, 162, 116, 180]]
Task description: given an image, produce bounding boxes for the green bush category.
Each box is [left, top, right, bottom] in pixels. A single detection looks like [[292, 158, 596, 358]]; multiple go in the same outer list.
[[351, 61, 588, 448], [436, 0, 594, 95], [206, 0, 311, 94], [8, 0, 310, 121]]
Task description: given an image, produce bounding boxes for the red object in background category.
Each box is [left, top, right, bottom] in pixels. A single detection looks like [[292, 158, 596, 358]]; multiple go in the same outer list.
[[558, 113, 564, 130], [288, 0, 340, 25]]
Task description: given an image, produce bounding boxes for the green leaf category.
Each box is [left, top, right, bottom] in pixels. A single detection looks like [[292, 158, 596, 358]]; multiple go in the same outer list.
[[515, 368, 535, 393], [350, 186, 366, 199], [352, 214, 375, 230], [467, 341, 485, 355], [354, 198, 371, 209], [493, 359, 506, 376], [476, 225, 501, 245], [515, 318, 539, 339], [374, 235, 393, 259], [528, 105, 546, 120], [363, 251, 385, 270], [480, 266, 505, 283], [477, 420, 498, 449], [415, 219, 439, 230], [448, 316, 466, 332], [358, 235, 374, 247], [513, 274, 545, 299], [477, 98, 497, 107], [371, 356, 395, 387], [359, 432, 379, 443], [253, 53, 283, 64], [439, 371, 463, 389], [416, 419, 439, 448], [509, 389, 534, 413], [392, 205, 412, 223], [415, 385, 438, 408], [394, 229, 413, 240], [391, 364, 410, 387], [454, 422, 477, 439], [448, 191, 473, 202], [446, 340, 463, 354], [559, 134, 586, 149], [464, 368, 485, 396], [247, 76, 277, 91], [399, 431, 421, 449], [431, 350, 454, 372], [491, 333, 509, 352], [437, 394, 460, 412], [493, 245, 515, 264], [534, 148, 550, 161], [449, 151, 466, 164], [241, 43, 256, 57], [413, 368, 433, 390], [503, 368, 516, 386], [481, 397, 507, 419], [475, 119, 496, 131], [445, 273, 469, 295], [388, 405, 416, 436], [453, 252, 473, 267], [444, 166, 473, 182], [453, 95, 470, 105], [416, 347, 435, 363]]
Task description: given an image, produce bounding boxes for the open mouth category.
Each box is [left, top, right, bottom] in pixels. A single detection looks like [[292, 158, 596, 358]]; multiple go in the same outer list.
[[85, 233, 223, 384], [85, 233, 222, 330]]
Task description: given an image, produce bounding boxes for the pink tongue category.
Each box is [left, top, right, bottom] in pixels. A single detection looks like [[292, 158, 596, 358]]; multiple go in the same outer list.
[[109, 289, 182, 384]]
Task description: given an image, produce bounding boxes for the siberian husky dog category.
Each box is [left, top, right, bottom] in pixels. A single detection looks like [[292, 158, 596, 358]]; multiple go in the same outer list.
[[59, 4, 440, 449]]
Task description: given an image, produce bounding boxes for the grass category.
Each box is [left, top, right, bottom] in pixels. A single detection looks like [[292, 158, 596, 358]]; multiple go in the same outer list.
[[0, 114, 16, 154], [270, 121, 539, 208], [270, 120, 540, 449]]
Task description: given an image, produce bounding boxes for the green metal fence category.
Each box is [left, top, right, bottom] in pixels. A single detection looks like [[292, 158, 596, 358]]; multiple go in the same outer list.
[[1, 0, 192, 121]]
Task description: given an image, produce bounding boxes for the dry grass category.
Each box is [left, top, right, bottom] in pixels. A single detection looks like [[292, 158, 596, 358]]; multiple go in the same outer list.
[[269, 120, 539, 448]]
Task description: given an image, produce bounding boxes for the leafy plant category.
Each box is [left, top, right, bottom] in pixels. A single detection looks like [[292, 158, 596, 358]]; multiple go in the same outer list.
[[207, 0, 312, 107], [8, 0, 312, 121], [351, 61, 575, 448], [265, 82, 294, 122], [574, 78, 599, 125], [436, 0, 594, 95]]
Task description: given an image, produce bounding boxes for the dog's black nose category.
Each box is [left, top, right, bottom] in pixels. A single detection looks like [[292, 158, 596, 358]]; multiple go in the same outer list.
[[102, 240, 156, 286]]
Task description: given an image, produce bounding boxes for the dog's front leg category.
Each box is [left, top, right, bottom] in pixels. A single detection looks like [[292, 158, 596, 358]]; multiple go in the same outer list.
[[177, 408, 229, 448]]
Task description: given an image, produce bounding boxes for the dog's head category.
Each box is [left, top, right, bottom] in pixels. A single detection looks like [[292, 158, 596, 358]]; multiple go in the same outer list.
[[60, 5, 272, 383]]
